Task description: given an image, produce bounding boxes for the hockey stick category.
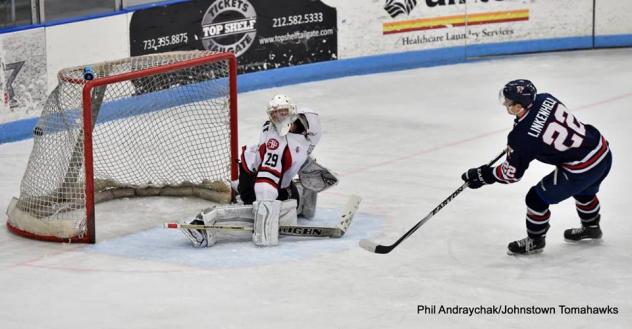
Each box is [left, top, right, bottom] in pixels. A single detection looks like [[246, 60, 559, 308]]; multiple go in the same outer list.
[[165, 194, 361, 238], [359, 151, 506, 254]]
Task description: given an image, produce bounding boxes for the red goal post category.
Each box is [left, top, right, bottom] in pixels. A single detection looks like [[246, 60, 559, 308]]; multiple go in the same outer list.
[[6, 51, 238, 243]]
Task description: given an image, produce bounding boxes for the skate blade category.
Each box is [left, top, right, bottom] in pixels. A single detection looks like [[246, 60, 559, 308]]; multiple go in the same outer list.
[[506, 248, 544, 256], [564, 237, 603, 244]]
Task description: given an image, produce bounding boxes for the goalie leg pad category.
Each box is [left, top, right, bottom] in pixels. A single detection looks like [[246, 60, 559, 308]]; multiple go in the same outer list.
[[212, 204, 256, 222], [280, 199, 298, 226], [298, 157, 339, 192], [296, 183, 318, 219], [209, 201, 294, 226], [182, 204, 256, 248], [252, 200, 281, 246]]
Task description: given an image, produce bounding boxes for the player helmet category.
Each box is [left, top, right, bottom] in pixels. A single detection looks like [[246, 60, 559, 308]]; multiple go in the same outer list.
[[266, 94, 297, 136], [499, 79, 537, 109]]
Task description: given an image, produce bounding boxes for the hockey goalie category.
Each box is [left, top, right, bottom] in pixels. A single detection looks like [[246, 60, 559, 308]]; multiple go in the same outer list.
[[180, 94, 340, 247]]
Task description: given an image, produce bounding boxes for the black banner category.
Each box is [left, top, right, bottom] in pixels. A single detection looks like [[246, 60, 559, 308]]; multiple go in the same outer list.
[[130, 0, 337, 73]]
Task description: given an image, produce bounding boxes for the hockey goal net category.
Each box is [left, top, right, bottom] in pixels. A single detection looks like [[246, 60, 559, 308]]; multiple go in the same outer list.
[[6, 51, 238, 243]]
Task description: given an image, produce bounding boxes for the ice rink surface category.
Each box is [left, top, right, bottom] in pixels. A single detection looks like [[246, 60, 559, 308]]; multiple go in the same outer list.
[[1, 48, 631, 328]]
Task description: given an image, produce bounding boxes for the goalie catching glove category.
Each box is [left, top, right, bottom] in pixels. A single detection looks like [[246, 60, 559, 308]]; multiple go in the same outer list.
[[294, 157, 338, 219], [298, 157, 339, 193], [461, 164, 496, 189]]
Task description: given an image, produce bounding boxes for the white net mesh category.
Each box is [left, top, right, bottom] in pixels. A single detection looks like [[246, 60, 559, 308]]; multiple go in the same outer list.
[[7, 51, 237, 242]]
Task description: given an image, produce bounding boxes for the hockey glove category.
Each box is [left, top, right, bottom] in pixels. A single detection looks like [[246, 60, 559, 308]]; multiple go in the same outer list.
[[461, 165, 496, 189]]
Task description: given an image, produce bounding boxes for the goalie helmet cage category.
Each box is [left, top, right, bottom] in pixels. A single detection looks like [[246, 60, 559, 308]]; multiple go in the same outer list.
[[6, 51, 238, 243]]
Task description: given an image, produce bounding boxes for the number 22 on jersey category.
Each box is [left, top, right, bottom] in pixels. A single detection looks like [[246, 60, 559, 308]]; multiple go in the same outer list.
[[542, 105, 585, 151]]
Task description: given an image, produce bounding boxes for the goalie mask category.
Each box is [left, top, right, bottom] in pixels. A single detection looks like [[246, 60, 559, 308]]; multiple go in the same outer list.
[[266, 94, 297, 136]]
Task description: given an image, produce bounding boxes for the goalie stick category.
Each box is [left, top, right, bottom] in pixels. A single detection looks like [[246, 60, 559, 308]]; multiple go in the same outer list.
[[165, 194, 361, 238], [359, 151, 506, 254]]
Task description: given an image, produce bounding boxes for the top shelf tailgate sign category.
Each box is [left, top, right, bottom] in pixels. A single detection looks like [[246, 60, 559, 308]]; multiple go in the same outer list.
[[130, 0, 338, 73]]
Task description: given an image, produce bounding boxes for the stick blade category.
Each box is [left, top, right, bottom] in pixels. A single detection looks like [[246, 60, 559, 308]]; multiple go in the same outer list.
[[359, 239, 377, 252], [359, 239, 393, 254]]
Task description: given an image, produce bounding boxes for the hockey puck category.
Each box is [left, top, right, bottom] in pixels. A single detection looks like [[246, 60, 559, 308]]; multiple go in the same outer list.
[[83, 67, 95, 80], [33, 126, 43, 136]]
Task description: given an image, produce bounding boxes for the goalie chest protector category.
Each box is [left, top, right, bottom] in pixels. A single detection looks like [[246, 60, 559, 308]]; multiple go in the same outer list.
[[257, 111, 321, 190]]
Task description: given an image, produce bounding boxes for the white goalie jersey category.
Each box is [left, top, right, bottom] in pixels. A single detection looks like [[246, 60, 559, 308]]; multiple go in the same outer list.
[[240, 110, 321, 201]]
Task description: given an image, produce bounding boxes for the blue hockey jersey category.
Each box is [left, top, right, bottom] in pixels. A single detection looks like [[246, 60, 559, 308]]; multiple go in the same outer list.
[[493, 93, 610, 183]]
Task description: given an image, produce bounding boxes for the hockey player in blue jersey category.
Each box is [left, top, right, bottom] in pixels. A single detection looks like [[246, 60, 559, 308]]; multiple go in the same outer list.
[[461, 79, 612, 255]]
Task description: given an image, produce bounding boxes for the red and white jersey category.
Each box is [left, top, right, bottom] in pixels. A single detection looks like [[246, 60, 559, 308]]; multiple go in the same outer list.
[[240, 110, 321, 201]]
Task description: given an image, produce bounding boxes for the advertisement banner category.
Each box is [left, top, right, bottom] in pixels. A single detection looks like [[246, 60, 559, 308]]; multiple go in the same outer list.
[[332, 0, 593, 59], [0, 28, 47, 123], [130, 0, 338, 73]]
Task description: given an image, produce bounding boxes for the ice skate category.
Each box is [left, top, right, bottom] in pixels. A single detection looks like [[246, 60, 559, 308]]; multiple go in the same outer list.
[[507, 236, 545, 255], [564, 225, 602, 242]]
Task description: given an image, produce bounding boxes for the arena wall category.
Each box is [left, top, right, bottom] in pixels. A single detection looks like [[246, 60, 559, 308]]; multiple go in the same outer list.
[[0, 0, 631, 143]]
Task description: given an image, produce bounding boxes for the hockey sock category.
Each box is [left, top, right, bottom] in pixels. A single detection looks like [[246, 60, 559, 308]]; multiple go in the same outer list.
[[525, 187, 550, 239], [574, 195, 601, 226]]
